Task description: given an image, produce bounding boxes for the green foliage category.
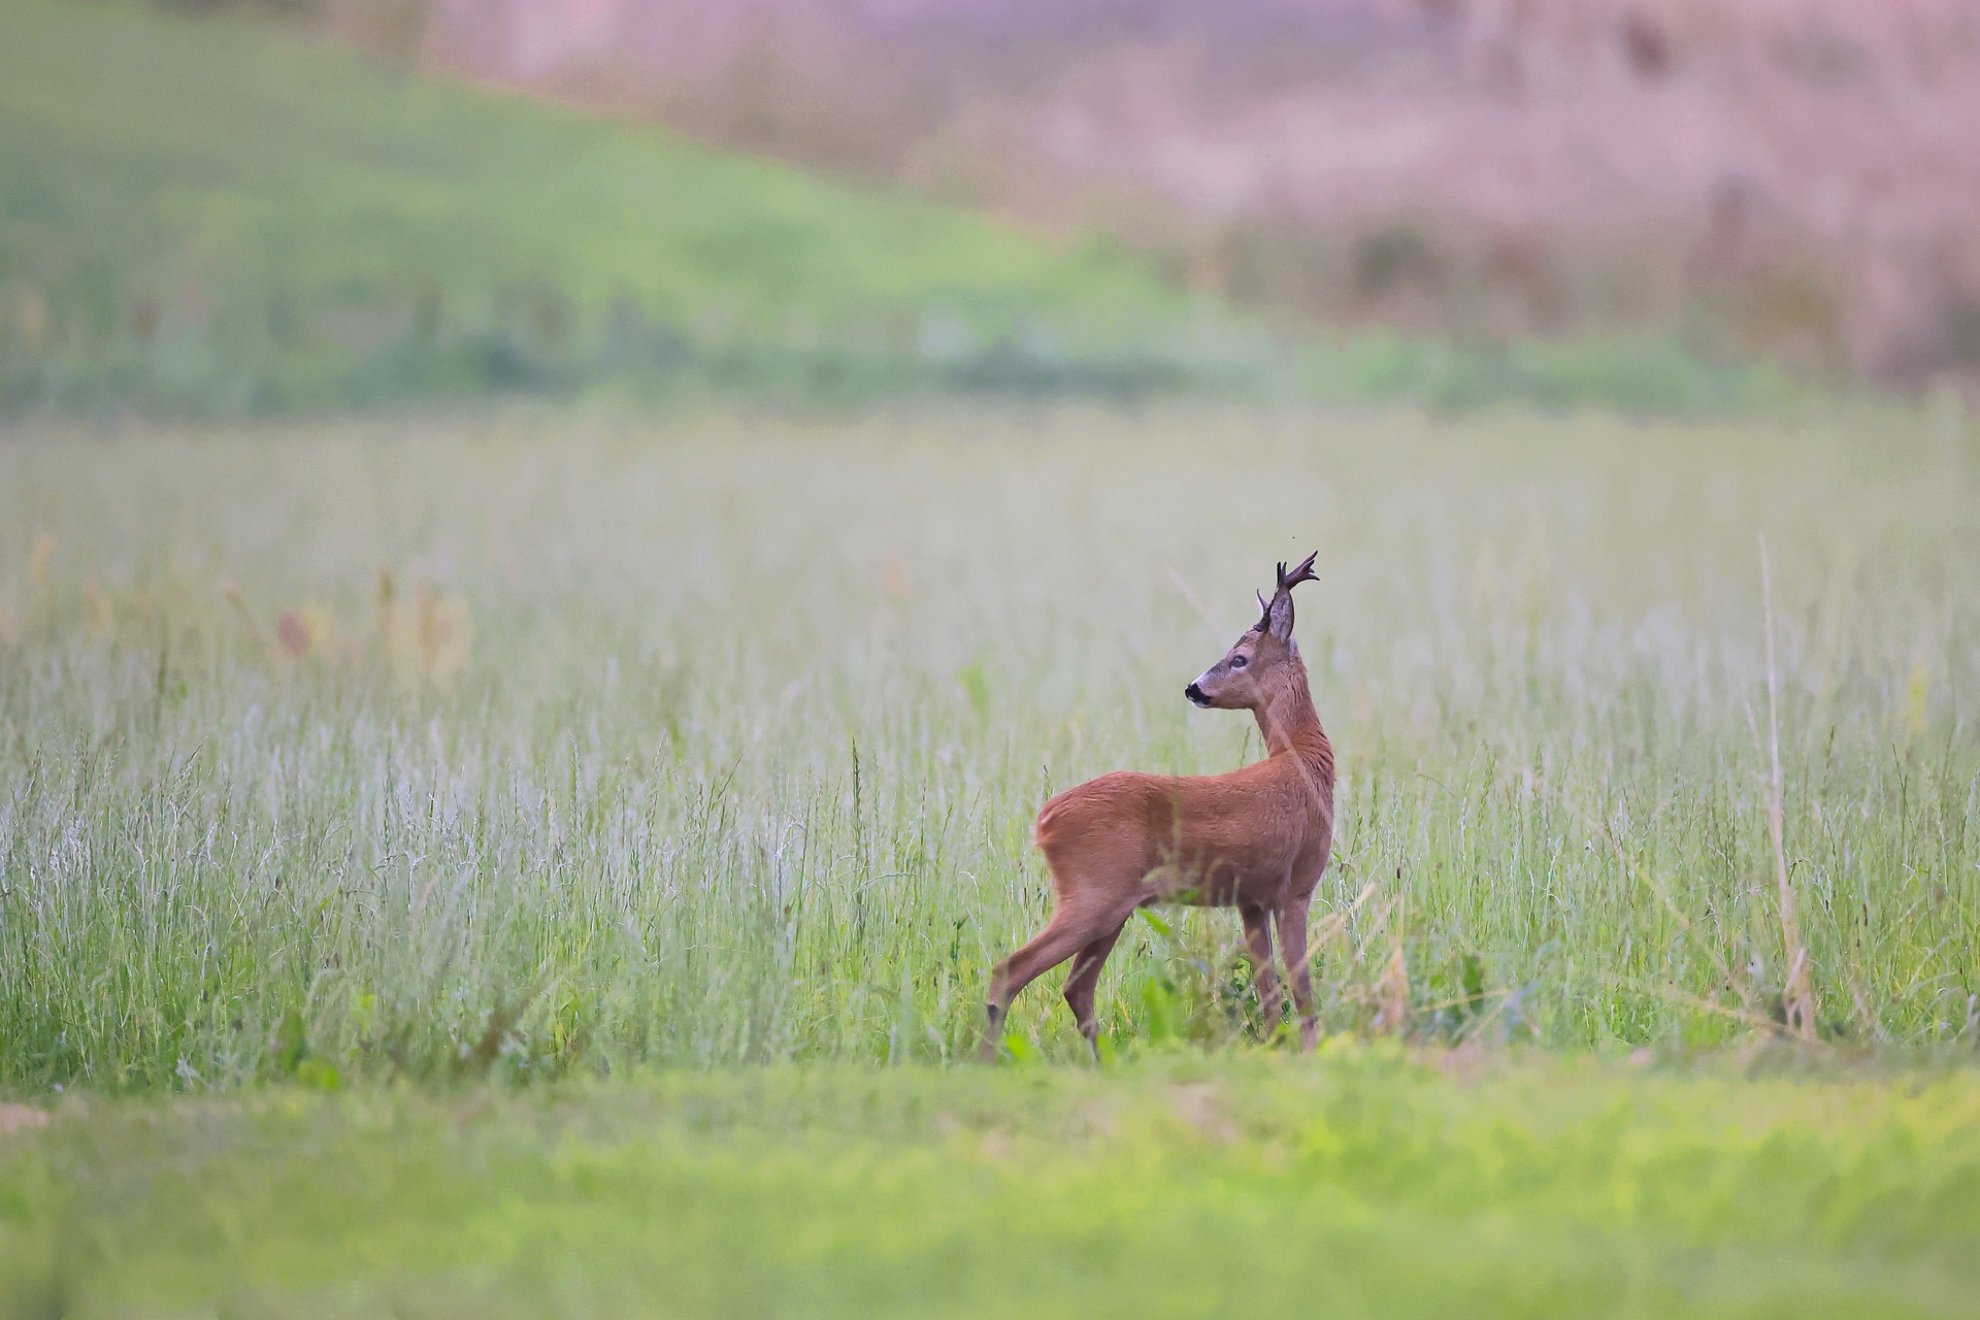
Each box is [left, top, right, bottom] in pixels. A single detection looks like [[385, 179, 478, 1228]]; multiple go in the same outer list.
[[1, 406, 1974, 1087], [3, 1053, 1979, 1316], [1304, 331, 1798, 416]]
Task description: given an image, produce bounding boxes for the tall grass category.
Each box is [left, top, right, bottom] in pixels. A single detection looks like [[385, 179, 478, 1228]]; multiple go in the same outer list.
[[1, 405, 1976, 1089]]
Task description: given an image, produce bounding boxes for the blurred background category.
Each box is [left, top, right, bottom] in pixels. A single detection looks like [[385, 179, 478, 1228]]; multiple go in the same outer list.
[[7, 0, 1980, 419]]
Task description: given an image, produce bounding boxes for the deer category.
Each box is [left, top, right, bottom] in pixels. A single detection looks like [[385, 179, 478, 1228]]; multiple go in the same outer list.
[[982, 552, 1335, 1060]]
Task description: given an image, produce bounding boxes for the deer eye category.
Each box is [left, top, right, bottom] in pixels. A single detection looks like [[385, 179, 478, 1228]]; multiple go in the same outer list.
[[1230, 654, 1249, 670]]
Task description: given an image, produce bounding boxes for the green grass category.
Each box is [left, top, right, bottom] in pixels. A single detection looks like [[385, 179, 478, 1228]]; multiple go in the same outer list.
[[4, 1051, 1979, 1317], [1, 406, 1975, 1090], [2, 404, 1974, 1314], [1306, 331, 1799, 417], [0, 0, 1245, 414]]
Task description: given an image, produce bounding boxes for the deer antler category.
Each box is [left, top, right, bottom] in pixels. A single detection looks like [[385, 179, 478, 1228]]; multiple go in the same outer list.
[[1258, 550, 1318, 636]]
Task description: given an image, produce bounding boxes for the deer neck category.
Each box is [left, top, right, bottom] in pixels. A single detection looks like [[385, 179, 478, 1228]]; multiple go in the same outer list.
[[1254, 663, 1334, 789]]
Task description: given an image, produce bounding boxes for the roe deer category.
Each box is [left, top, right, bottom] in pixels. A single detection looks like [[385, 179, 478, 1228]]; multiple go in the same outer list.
[[982, 553, 1335, 1060]]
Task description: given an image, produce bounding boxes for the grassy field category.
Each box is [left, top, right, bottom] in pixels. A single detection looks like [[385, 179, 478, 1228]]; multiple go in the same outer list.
[[2, 405, 1976, 1089], [3, 404, 1977, 1314], [4, 11, 1974, 1318], [5, 1050, 1980, 1318], [0, 0, 1236, 415]]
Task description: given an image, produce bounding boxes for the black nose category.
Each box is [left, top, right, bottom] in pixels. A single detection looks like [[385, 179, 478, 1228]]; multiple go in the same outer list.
[[1185, 682, 1206, 706]]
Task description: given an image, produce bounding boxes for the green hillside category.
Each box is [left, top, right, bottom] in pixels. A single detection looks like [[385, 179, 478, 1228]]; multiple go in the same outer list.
[[0, 0, 1243, 414]]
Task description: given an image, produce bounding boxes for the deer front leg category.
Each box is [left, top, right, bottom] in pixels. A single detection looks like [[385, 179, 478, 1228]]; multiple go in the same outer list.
[[1239, 903, 1281, 1038], [1276, 900, 1318, 1051]]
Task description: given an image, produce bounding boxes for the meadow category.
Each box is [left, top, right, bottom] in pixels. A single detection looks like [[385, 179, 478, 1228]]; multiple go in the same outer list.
[[2, 405, 1976, 1089], [3, 403, 1978, 1313], [4, 5, 1976, 1314]]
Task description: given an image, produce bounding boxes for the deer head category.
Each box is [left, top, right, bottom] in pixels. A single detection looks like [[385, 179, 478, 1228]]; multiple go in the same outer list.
[[1184, 552, 1318, 710]]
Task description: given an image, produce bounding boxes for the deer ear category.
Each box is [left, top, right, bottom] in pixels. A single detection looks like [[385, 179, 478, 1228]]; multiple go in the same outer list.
[[1265, 588, 1295, 642]]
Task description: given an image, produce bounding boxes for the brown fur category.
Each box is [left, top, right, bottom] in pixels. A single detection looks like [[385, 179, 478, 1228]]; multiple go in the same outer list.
[[983, 553, 1335, 1059]]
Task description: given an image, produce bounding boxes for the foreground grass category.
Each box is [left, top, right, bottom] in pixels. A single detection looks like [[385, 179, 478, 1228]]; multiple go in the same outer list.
[[1, 406, 1977, 1087], [3, 1048, 1978, 1318]]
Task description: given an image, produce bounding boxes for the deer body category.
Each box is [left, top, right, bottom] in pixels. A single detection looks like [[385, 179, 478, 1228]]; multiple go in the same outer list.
[[983, 554, 1335, 1059]]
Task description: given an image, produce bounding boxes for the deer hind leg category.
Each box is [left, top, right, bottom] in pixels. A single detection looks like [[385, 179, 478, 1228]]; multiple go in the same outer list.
[[1240, 903, 1282, 1037], [982, 907, 1107, 1061], [1276, 901, 1318, 1051], [1062, 918, 1129, 1062]]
